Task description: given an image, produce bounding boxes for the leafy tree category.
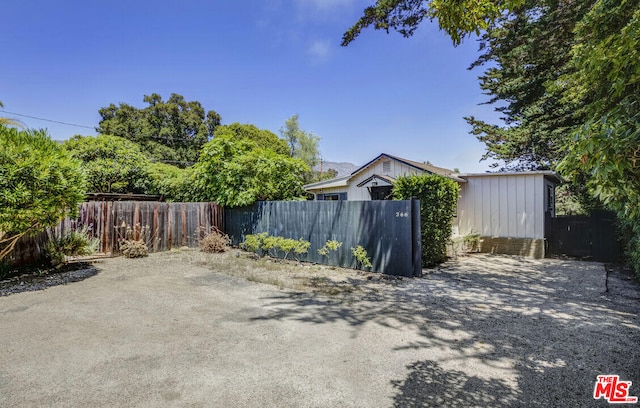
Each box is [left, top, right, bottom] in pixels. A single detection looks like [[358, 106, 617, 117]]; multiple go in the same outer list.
[[558, 0, 640, 274], [344, 0, 583, 172], [0, 126, 86, 260], [313, 168, 339, 183], [463, 0, 602, 212], [343, 0, 590, 169], [214, 123, 289, 156], [279, 114, 321, 184], [280, 114, 320, 168], [97, 93, 221, 165], [193, 134, 309, 207], [64, 135, 152, 194], [146, 162, 195, 202]]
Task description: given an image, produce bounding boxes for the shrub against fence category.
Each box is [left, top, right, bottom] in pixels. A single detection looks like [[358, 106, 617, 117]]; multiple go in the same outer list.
[[225, 200, 422, 277]]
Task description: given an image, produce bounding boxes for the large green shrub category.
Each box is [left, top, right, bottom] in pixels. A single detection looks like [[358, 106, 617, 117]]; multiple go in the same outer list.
[[147, 162, 196, 201], [0, 126, 86, 260], [64, 134, 152, 194], [193, 135, 308, 207], [394, 174, 460, 266]]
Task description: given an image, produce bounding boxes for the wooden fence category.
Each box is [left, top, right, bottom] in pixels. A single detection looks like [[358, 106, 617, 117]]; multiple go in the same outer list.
[[72, 201, 224, 254], [7, 201, 223, 265]]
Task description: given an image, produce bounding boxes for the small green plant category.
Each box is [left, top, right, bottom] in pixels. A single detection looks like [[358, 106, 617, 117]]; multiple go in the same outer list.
[[449, 231, 482, 257], [351, 245, 372, 270], [241, 233, 310, 261], [242, 232, 268, 254], [290, 238, 311, 261], [462, 231, 481, 253], [45, 228, 98, 265], [261, 235, 280, 257], [318, 240, 342, 265], [199, 229, 230, 253]]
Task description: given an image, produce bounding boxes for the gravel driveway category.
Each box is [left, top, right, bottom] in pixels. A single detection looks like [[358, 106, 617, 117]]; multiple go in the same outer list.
[[0, 252, 638, 407]]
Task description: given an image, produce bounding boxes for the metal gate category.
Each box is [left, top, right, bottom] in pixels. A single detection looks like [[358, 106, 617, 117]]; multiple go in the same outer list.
[[545, 210, 620, 262]]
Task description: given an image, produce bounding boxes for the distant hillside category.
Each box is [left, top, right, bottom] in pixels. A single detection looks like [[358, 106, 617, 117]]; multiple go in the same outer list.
[[313, 161, 358, 178]]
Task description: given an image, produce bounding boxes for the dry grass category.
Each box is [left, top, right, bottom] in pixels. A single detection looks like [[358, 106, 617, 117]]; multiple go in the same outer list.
[[157, 248, 402, 295]]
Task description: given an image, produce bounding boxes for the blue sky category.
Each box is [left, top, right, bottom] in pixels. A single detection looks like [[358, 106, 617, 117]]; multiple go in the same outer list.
[[1, 0, 500, 172]]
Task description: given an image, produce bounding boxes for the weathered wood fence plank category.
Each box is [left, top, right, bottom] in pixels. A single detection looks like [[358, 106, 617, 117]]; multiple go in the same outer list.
[[6, 201, 223, 265]]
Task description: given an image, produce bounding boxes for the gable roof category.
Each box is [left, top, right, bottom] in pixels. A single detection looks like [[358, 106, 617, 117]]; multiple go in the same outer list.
[[356, 174, 396, 187], [350, 153, 466, 182], [303, 153, 466, 191]]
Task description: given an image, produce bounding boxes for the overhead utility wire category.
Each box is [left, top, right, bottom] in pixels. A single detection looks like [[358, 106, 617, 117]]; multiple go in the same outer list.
[[2, 109, 206, 166], [0, 109, 95, 129], [0, 109, 207, 142]]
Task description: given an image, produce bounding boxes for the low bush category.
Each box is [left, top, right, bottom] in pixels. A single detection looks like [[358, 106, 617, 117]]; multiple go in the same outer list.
[[120, 240, 148, 258], [117, 223, 157, 258], [463, 232, 481, 252], [45, 228, 98, 265], [281, 238, 311, 261], [242, 233, 268, 254], [199, 229, 230, 253], [241, 233, 310, 260], [448, 231, 481, 257]]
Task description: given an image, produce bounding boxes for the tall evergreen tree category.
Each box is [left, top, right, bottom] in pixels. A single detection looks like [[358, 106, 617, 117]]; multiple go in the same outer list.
[[465, 0, 593, 170]]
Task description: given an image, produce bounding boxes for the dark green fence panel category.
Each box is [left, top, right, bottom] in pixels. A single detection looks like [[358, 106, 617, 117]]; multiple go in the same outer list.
[[225, 200, 422, 277]]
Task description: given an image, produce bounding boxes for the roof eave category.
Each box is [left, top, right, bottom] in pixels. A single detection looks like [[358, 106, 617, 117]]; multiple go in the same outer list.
[[459, 171, 564, 184], [303, 175, 351, 190]]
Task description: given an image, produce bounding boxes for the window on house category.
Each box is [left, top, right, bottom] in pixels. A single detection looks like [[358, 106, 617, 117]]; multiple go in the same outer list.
[[382, 160, 391, 174], [547, 185, 555, 213], [319, 193, 347, 201]]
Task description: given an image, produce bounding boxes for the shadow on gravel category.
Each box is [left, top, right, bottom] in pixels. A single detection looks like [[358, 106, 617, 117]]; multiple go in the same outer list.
[[391, 360, 519, 407], [0, 265, 98, 297], [252, 255, 640, 407]]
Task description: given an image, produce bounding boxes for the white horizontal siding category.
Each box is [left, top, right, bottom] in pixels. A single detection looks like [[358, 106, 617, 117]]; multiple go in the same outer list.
[[457, 174, 545, 239]]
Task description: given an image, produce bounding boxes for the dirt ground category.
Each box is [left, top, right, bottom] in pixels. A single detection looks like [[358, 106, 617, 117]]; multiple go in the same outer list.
[[1, 250, 639, 407]]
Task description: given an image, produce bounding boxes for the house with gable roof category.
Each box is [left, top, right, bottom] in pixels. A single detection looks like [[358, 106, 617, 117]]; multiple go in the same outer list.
[[305, 153, 465, 201], [304, 153, 561, 258]]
